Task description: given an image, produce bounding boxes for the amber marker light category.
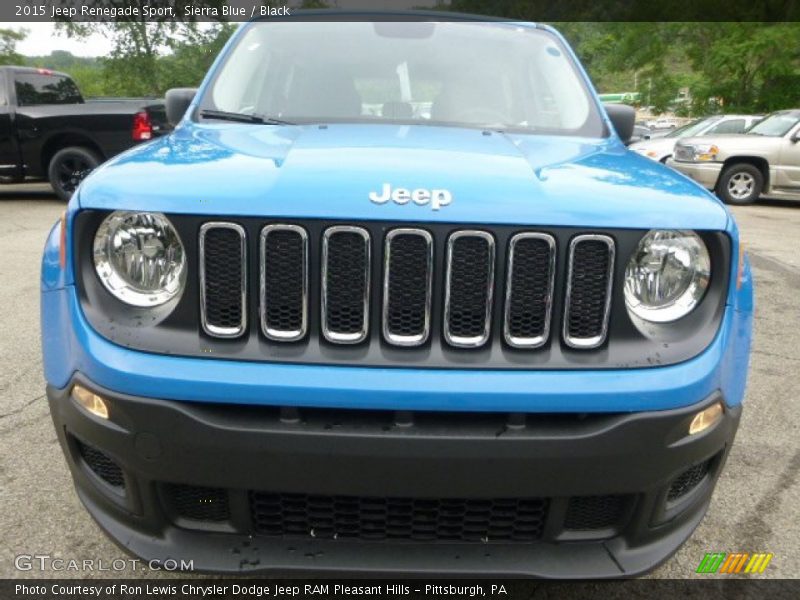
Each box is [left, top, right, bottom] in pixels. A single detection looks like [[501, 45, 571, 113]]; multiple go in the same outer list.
[[689, 401, 723, 435], [72, 385, 109, 419]]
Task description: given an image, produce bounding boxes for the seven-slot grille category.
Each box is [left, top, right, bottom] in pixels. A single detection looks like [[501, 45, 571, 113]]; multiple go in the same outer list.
[[198, 223, 615, 351]]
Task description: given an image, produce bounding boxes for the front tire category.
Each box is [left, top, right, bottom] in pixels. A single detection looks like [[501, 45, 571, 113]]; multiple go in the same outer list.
[[48, 146, 101, 201], [716, 163, 763, 205]]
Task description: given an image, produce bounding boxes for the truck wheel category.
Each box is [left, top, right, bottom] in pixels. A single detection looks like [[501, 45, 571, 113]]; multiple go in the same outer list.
[[48, 146, 101, 201], [716, 163, 763, 205]]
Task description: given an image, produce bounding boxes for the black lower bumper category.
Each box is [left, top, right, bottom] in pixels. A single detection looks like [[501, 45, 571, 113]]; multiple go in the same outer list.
[[48, 376, 741, 578]]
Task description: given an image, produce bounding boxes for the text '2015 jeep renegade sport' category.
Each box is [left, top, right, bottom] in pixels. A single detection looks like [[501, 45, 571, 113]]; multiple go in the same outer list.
[[41, 15, 753, 578]]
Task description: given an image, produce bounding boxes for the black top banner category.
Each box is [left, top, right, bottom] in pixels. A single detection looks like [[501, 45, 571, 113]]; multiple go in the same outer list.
[[4, 0, 800, 22]]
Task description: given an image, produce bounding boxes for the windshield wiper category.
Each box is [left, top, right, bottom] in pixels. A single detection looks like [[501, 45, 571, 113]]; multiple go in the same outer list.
[[199, 109, 295, 125]]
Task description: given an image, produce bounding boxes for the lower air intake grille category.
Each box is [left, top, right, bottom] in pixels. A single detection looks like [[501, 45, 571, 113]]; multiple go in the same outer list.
[[668, 459, 712, 501], [445, 231, 495, 347], [200, 223, 246, 338], [250, 492, 548, 543], [76, 439, 125, 488], [564, 235, 614, 349], [564, 495, 626, 530], [164, 484, 231, 522], [322, 227, 370, 343]]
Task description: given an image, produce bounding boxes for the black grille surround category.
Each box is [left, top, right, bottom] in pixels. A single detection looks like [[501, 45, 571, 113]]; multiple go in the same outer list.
[[75, 213, 731, 371]]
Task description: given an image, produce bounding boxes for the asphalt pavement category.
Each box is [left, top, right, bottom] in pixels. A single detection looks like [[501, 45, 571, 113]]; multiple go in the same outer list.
[[0, 184, 798, 580]]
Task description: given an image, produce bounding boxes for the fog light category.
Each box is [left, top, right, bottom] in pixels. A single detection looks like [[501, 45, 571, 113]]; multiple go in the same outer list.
[[72, 385, 109, 419], [689, 401, 723, 435]]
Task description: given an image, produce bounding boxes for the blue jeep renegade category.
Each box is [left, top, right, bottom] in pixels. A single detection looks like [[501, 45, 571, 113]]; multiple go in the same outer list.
[[41, 15, 754, 577]]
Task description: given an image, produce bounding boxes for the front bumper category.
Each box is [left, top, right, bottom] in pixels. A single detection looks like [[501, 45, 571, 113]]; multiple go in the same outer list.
[[50, 377, 740, 578], [666, 159, 723, 190]]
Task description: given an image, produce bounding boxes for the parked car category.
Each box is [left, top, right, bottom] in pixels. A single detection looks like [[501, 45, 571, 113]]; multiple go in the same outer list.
[[652, 117, 680, 129], [631, 115, 763, 163], [0, 66, 168, 200], [668, 109, 800, 204], [628, 124, 652, 144], [42, 15, 753, 577]]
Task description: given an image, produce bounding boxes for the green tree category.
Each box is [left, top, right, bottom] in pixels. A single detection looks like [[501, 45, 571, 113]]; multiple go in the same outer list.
[[54, 1, 229, 96], [158, 23, 236, 90], [680, 23, 800, 112], [0, 28, 26, 66]]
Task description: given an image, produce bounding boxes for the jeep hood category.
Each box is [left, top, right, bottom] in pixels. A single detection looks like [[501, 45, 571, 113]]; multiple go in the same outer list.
[[80, 122, 729, 230]]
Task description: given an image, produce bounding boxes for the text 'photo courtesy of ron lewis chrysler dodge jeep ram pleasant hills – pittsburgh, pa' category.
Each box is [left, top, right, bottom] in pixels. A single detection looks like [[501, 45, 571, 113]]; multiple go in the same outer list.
[[33, 11, 760, 584]]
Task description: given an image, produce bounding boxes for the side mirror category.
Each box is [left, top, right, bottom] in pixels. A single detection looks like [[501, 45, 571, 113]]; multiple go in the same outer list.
[[603, 103, 636, 144], [165, 88, 197, 126]]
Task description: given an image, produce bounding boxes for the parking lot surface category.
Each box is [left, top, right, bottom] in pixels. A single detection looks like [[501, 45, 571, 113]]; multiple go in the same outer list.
[[1, 184, 798, 579]]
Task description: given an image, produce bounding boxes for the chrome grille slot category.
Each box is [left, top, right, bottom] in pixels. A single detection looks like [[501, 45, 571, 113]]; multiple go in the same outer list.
[[322, 226, 371, 344], [260, 224, 308, 341], [199, 222, 247, 338], [383, 229, 433, 346], [504, 233, 556, 348], [444, 231, 495, 348], [563, 234, 615, 349]]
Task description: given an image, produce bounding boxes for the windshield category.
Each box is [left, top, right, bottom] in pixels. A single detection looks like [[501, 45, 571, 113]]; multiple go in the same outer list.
[[201, 20, 604, 136], [665, 118, 715, 138], [747, 113, 800, 137]]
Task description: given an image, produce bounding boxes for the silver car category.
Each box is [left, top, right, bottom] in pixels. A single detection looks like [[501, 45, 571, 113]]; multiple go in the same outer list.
[[630, 115, 762, 163], [668, 110, 800, 205]]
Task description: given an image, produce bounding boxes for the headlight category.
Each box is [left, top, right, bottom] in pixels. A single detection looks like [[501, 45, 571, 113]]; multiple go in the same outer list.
[[624, 230, 710, 323], [683, 143, 719, 162], [93, 211, 186, 307]]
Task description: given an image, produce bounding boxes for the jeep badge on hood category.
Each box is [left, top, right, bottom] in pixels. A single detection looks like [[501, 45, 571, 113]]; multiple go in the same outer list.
[[369, 183, 452, 210]]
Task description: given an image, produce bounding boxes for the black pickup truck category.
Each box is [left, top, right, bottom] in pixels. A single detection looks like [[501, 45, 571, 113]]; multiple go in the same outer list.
[[0, 66, 168, 200]]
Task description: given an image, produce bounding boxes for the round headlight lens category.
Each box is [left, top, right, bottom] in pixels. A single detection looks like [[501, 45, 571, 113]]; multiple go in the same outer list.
[[93, 211, 186, 307], [624, 230, 710, 323]]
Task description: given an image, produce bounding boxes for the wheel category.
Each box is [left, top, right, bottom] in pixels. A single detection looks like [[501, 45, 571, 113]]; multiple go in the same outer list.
[[716, 163, 763, 205], [660, 155, 671, 164], [48, 146, 101, 201]]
